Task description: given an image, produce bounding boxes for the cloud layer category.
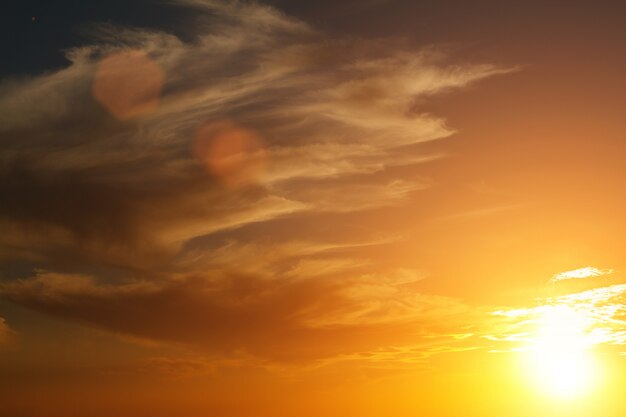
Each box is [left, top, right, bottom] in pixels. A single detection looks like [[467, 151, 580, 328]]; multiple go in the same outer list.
[[0, 268, 476, 360], [0, 0, 507, 362]]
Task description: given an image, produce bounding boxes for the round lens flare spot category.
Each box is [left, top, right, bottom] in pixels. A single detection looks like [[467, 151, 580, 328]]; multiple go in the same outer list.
[[524, 305, 600, 399], [193, 121, 266, 187], [92, 50, 164, 120]]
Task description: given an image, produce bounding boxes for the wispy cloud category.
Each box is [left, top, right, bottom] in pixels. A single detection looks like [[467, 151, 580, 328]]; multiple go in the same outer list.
[[550, 266, 614, 282], [0, 0, 508, 270], [0, 0, 511, 363]]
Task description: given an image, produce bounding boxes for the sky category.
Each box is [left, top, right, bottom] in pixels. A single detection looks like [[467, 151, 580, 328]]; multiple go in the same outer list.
[[2, 1, 626, 416]]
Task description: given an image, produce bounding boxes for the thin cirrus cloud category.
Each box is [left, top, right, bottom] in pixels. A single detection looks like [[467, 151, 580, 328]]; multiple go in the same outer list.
[[0, 0, 511, 362]]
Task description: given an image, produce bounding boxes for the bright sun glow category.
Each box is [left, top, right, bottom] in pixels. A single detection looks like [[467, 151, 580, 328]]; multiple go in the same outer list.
[[526, 305, 599, 399]]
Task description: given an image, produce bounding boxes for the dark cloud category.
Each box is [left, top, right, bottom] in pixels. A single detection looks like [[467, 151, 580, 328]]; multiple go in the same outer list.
[[0, 268, 473, 361]]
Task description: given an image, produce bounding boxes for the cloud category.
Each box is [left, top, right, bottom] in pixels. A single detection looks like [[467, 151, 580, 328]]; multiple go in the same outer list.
[[0, 0, 510, 362], [0, 0, 507, 270]]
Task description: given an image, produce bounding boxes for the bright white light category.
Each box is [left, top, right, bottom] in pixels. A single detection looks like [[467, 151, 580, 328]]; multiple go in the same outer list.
[[526, 305, 598, 398]]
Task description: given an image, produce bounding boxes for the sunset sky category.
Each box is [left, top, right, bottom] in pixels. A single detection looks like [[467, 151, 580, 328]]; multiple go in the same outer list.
[[2, 1, 626, 416]]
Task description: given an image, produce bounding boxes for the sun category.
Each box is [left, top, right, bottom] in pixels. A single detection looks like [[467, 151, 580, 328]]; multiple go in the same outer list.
[[525, 304, 599, 399]]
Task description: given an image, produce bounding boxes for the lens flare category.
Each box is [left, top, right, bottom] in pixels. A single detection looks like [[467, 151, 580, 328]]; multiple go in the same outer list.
[[92, 50, 164, 120], [193, 120, 266, 188]]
